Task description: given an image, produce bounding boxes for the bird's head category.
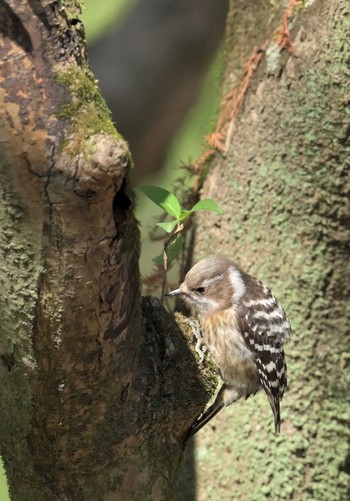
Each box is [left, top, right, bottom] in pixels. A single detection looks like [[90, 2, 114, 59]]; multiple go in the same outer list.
[[167, 255, 246, 316]]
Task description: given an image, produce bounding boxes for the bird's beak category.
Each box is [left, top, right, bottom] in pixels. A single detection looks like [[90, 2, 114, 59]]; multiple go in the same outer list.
[[165, 287, 183, 297]]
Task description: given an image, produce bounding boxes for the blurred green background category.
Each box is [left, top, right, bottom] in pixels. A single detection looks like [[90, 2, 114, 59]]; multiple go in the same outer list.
[[85, 0, 222, 279], [0, 0, 221, 498]]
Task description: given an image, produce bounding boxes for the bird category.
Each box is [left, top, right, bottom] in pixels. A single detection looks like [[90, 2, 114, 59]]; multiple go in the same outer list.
[[166, 255, 291, 439]]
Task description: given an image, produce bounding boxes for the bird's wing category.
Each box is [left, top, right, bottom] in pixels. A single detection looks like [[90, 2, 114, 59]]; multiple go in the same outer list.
[[236, 281, 291, 432]]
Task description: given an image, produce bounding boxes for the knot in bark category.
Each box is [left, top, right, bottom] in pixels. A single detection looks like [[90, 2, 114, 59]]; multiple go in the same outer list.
[[73, 133, 130, 198]]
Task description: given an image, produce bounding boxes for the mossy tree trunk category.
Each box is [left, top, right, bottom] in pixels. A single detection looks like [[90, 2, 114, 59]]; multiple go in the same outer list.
[[0, 2, 215, 499], [190, 0, 350, 499], [2, 0, 349, 499]]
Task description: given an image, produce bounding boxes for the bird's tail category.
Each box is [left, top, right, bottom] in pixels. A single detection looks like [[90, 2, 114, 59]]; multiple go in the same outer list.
[[266, 392, 281, 434]]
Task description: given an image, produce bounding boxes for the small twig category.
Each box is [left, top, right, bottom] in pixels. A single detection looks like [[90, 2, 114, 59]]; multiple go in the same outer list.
[[160, 224, 183, 303], [192, 45, 265, 179], [161, 245, 168, 303]]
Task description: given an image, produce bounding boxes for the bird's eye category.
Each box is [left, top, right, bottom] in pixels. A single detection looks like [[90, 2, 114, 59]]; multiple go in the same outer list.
[[195, 287, 206, 294]]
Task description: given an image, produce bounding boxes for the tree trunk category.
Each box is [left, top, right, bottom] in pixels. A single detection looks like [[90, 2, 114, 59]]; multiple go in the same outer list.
[[2, 0, 349, 499], [190, 0, 350, 499], [0, 2, 216, 499]]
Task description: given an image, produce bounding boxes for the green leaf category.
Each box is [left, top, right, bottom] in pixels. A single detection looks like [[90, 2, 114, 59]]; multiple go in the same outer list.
[[156, 220, 178, 233], [167, 234, 183, 264], [152, 254, 163, 265], [152, 234, 183, 265], [139, 186, 181, 218], [190, 198, 224, 215], [179, 209, 192, 221]]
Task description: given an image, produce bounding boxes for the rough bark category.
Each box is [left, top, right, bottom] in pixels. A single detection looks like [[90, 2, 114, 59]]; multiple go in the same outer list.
[[0, 2, 216, 499], [190, 0, 350, 499]]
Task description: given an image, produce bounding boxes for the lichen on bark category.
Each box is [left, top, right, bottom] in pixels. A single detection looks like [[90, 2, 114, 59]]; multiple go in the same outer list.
[[189, 0, 350, 499]]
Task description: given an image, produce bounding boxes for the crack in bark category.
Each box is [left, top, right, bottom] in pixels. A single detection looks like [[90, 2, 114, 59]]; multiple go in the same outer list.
[[1, 352, 16, 372], [112, 178, 133, 236], [27, 0, 52, 32], [0, 1, 33, 54]]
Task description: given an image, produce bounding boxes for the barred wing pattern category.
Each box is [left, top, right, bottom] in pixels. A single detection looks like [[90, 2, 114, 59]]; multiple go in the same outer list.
[[237, 278, 291, 432]]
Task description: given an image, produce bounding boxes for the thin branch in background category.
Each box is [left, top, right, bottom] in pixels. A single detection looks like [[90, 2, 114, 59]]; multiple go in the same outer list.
[[189, 0, 302, 192], [277, 0, 302, 55]]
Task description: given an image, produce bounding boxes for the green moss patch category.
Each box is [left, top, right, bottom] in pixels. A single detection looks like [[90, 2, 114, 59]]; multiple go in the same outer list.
[[56, 67, 120, 153]]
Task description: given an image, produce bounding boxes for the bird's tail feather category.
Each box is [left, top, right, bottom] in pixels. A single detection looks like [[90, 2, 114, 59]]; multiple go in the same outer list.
[[266, 391, 281, 434]]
